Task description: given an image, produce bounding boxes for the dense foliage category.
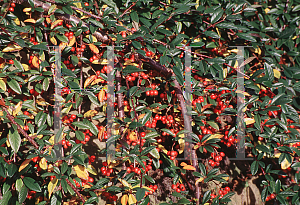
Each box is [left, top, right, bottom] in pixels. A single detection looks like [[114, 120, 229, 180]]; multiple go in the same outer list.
[[0, 0, 300, 204]]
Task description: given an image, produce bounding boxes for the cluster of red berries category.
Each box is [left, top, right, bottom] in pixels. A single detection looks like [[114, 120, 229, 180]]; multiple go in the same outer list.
[[62, 87, 71, 94], [126, 72, 139, 81], [61, 139, 72, 149], [124, 54, 135, 62], [220, 131, 236, 147], [259, 89, 275, 98], [199, 120, 217, 135], [211, 186, 231, 199], [102, 191, 118, 202], [8, 3, 16, 12], [171, 183, 186, 192], [62, 114, 77, 124], [208, 152, 225, 167], [72, 177, 94, 188], [100, 162, 114, 176], [64, 31, 74, 40], [145, 84, 159, 96], [167, 150, 178, 160], [63, 60, 76, 71], [75, 129, 92, 145], [29, 37, 39, 45], [88, 155, 96, 164], [211, 91, 233, 114], [121, 31, 126, 38], [27, 190, 36, 200], [28, 55, 40, 68], [145, 114, 175, 129], [192, 96, 204, 106], [29, 88, 40, 97], [145, 184, 158, 196], [265, 193, 276, 201]]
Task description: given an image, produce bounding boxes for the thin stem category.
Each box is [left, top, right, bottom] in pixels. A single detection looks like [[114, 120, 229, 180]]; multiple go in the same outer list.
[[65, 178, 86, 203]]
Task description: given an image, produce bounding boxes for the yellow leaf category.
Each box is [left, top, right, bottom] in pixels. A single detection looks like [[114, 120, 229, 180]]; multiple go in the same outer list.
[[6, 138, 10, 147], [119, 179, 132, 188], [206, 134, 224, 141], [157, 144, 168, 154], [36, 98, 51, 106], [86, 35, 97, 43], [84, 110, 98, 118], [89, 44, 99, 54], [235, 90, 251, 96], [91, 78, 105, 85], [138, 114, 145, 120], [13, 101, 22, 116], [128, 194, 137, 205], [46, 18, 51, 24], [51, 20, 63, 29], [127, 130, 137, 141], [59, 42, 67, 51], [98, 89, 106, 102], [273, 69, 281, 79], [92, 58, 108, 65], [2, 44, 22, 52], [18, 158, 32, 172], [24, 19, 36, 23], [39, 158, 48, 170], [61, 104, 72, 114], [265, 8, 270, 13], [48, 178, 58, 198], [223, 68, 228, 78], [87, 164, 97, 175], [178, 138, 185, 154], [68, 36, 76, 47], [254, 47, 262, 55], [201, 104, 213, 112], [183, 165, 196, 171], [124, 60, 139, 67], [73, 165, 89, 180], [245, 118, 255, 125], [0, 79, 6, 91], [108, 160, 122, 168], [23, 8, 32, 12], [73, 2, 83, 15], [121, 194, 128, 205], [84, 75, 96, 88], [14, 18, 20, 25], [281, 157, 293, 170], [22, 64, 30, 71], [222, 176, 229, 181], [195, 177, 204, 185], [32, 56, 40, 68], [50, 36, 57, 45]]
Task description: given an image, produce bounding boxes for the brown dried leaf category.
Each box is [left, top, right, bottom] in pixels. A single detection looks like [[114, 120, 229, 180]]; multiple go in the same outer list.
[[84, 75, 96, 88], [32, 56, 40, 68]]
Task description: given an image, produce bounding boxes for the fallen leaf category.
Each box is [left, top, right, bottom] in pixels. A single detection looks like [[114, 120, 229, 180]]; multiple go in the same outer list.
[[245, 118, 255, 125], [32, 56, 40, 68], [127, 130, 137, 141], [84, 75, 96, 88], [39, 158, 48, 170], [273, 69, 281, 79], [182, 165, 196, 170], [87, 164, 97, 175], [128, 194, 137, 205], [98, 89, 106, 102], [84, 110, 98, 118], [201, 104, 213, 112], [23, 8, 32, 12]]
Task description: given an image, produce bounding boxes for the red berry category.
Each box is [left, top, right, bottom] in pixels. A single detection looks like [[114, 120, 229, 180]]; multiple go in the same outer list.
[[172, 184, 177, 189], [61, 140, 66, 145], [11, 3, 16, 7], [140, 132, 146, 138], [146, 51, 152, 56], [179, 184, 185, 191], [9, 60, 14, 64], [88, 177, 94, 183], [9, 7, 14, 12], [176, 188, 181, 193], [84, 2, 89, 6], [66, 141, 71, 146], [23, 125, 29, 131], [225, 186, 230, 192]]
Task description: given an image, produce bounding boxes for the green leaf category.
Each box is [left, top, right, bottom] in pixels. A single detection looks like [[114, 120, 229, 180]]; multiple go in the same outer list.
[[8, 127, 21, 153], [132, 41, 142, 49], [62, 5, 73, 15], [71, 55, 79, 66], [278, 27, 295, 39], [122, 65, 146, 74], [211, 8, 224, 24], [130, 11, 139, 23], [54, 127, 64, 144], [275, 179, 281, 194], [264, 63, 274, 82], [86, 120, 99, 136], [161, 128, 175, 136], [250, 161, 258, 175], [141, 146, 156, 156], [75, 131, 85, 141], [136, 188, 145, 201], [235, 33, 257, 42], [8, 79, 22, 94], [23, 177, 41, 192], [144, 131, 160, 139], [149, 147, 160, 159], [177, 198, 191, 204], [18, 185, 28, 203], [203, 190, 211, 203], [141, 111, 151, 125], [56, 34, 69, 43], [72, 121, 90, 129]]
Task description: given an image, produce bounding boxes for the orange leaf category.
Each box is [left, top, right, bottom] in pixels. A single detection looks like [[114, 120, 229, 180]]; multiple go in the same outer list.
[[89, 44, 99, 54], [68, 36, 76, 47], [48, 178, 58, 198], [180, 162, 188, 167], [59, 42, 67, 51], [84, 110, 98, 118], [84, 75, 96, 88], [127, 130, 137, 141], [121, 194, 128, 205], [98, 127, 105, 141], [24, 19, 36, 23], [32, 56, 40, 68], [98, 89, 106, 102], [18, 158, 32, 172], [183, 165, 196, 171]]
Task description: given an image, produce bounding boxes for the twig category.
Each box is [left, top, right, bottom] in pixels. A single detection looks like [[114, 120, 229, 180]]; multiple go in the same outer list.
[[65, 178, 86, 203], [0, 106, 42, 153], [118, 1, 137, 19]]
